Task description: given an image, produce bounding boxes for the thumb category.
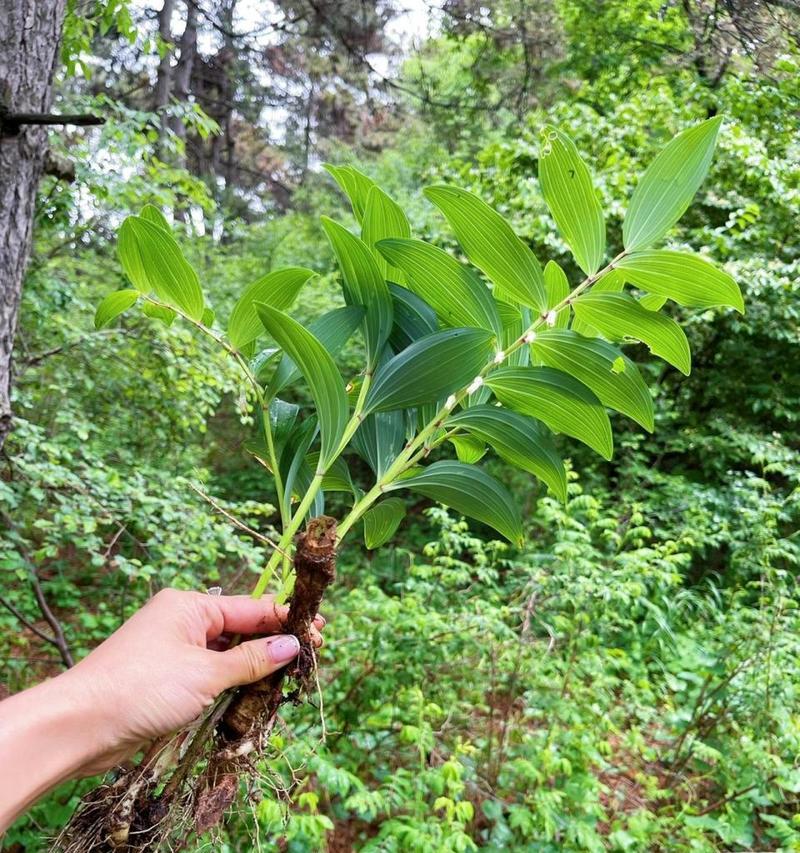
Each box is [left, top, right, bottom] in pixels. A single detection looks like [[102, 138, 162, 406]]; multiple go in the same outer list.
[[214, 634, 300, 689]]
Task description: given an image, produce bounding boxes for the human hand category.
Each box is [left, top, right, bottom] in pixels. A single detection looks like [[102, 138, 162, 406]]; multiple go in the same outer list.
[[67, 589, 325, 774], [0, 589, 325, 831]]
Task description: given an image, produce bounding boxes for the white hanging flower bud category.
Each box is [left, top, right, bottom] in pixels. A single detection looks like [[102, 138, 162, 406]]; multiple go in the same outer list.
[[545, 310, 558, 327], [523, 330, 537, 344], [494, 350, 505, 364], [444, 394, 457, 409], [467, 376, 484, 395]]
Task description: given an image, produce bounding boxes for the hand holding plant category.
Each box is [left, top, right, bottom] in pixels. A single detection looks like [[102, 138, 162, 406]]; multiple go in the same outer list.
[[0, 591, 324, 834]]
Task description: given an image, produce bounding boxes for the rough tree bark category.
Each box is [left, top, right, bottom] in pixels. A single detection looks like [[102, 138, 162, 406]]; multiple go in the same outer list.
[[0, 0, 68, 450]]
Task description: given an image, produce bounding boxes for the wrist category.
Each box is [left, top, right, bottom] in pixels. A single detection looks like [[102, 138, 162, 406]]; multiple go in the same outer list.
[[51, 665, 120, 775], [0, 671, 111, 832]]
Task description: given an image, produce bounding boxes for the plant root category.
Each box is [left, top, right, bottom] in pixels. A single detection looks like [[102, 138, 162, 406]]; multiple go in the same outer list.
[[53, 516, 337, 853]]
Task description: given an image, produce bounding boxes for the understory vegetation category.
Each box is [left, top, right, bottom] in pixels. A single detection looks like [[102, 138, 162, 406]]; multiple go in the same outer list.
[[2, 1, 799, 850]]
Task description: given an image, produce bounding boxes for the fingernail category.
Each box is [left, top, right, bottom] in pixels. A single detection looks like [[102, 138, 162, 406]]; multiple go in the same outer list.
[[266, 634, 300, 664], [314, 613, 326, 627]]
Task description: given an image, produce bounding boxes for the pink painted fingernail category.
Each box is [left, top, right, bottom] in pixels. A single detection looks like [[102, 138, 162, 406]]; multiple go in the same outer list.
[[266, 634, 300, 664], [315, 613, 326, 627]]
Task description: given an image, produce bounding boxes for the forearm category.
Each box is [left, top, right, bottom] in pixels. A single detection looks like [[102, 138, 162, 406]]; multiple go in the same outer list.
[[0, 672, 106, 833]]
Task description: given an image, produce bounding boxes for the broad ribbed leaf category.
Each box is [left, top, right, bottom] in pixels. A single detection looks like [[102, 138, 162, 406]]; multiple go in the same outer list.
[[640, 293, 667, 311], [532, 329, 654, 431], [544, 260, 570, 329], [362, 185, 411, 280], [270, 398, 300, 452], [323, 164, 375, 224], [365, 327, 495, 413], [141, 302, 176, 326], [268, 305, 364, 396], [539, 126, 605, 275], [447, 405, 567, 501], [280, 415, 323, 520], [252, 347, 280, 382], [322, 217, 394, 365], [118, 216, 204, 320], [363, 498, 407, 549], [139, 204, 170, 231], [486, 366, 613, 459], [353, 410, 405, 478], [623, 116, 723, 250], [388, 461, 523, 545], [95, 290, 139, 329], [255, 303, 349, 467], [496, 300, 524, 348], [424, 185, 546, 311], [306, 453, 353, 493], [574, 292, 691, 375], [617, 251, 743, 311], [449, 434, 487, 464], [388, 283, 438, 351], [570, 269, 624, 337], [228, 268, 315, 350], [377, 238, 501, 335]]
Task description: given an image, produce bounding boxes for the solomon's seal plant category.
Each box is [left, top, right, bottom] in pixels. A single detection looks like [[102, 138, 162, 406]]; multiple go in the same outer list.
[[62, 116, 742, 850]]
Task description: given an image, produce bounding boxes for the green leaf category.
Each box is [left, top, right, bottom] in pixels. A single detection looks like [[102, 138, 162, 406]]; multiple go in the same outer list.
[[639, 293, 667, 311], [139, 204, 170, 231], [118, 216, 204, 320], [449, 434, 487, 464], [268, 305, 365, 396], [322, 217, 394, 365], [424, 185, 546, 311], [307, 453, 354, 493], [255, 303, 349, 467], [573, 291, 691, 375], [495, 299, 531, 368], [544, 260, 570, 329], [538, 126, 605, 275], [377, 238, 502, 335], [570, 269, 624, 337], [617, 251, 743, 312], [280, 415, 324, 520], [531, 329, 654, 431], [227, 267, 315, 351], [447, 405, 567, 502], [363, 498, 406, 549], [252, 347, 280, 381], [362, 185, 411, 280], [388, 283, 438, 351], [387, 460, 523, 545], [486, 366, 614, 459], [365, 327, 495, 413], [353, 410, 406, 478], [269, 399, 300, 453], [141, 302, 176, 326], [623, 115, 723, 251], [94, 290, 139, 329], [201, 306, 216, 327], [323, 164, 376, 224]]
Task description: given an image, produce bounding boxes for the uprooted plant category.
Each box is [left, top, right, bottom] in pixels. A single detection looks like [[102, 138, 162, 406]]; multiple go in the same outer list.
[[57, 116, 743, 850]]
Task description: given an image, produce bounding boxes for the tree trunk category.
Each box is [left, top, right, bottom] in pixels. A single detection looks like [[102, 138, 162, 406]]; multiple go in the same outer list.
[[0, 0, 68, 449], [154, 0, 176, 156]]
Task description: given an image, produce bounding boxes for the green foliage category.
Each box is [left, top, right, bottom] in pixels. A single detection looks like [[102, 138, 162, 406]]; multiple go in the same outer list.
[[4, 3, 798, 849], [90, 119, 737, 553]]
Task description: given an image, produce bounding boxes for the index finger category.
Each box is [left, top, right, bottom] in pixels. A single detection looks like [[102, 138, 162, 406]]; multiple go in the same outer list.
[[202, 594, 324, 640]]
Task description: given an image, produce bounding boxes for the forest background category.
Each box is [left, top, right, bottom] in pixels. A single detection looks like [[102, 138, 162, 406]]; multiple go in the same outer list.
[[1, 1, 799, 850]]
